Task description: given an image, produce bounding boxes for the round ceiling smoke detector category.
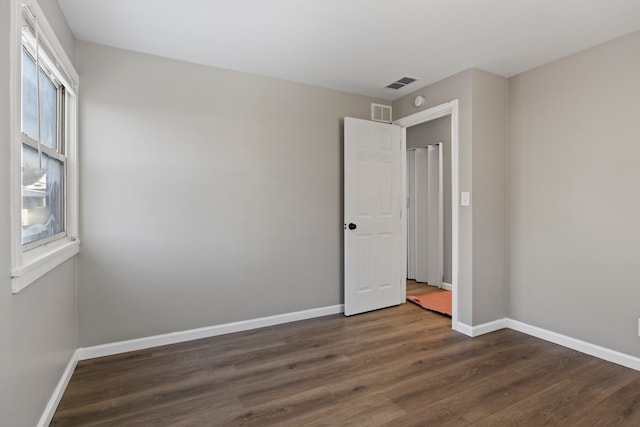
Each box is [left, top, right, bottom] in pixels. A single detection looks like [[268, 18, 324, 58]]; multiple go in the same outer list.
[[414, 95, 425, 107]]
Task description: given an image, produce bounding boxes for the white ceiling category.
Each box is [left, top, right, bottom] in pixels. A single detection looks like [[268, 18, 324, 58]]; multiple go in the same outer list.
[[58, 0, 640, 100]]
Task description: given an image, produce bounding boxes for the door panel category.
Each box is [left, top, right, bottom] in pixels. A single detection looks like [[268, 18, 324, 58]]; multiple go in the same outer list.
[[408, 146, 444, 287], [415, 148, 429, 282], [344, 117, 402, 316], [407, 150, 416, 279]]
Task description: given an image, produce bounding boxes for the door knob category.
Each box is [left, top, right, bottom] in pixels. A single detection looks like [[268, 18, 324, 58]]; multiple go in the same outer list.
[[348, 223, 357, 230]]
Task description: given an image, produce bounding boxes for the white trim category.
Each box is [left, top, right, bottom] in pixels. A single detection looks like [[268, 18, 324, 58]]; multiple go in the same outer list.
[[454, 322, 474, 337], [37, 349, 79, 427], [400, 129, 407, 304], [78, 305, 344, 360], [450, 102, 460, 331], [394, 101, 455, 127], [441, 282, 452, 291], [455, 318, 640, 370], [21, 0, 78, 92], [507, 319, 640, 372], [456, 318, 508, 337], [11, 239, 79, 293], [65, 90, 79, 241], [9, 0, 22, 291], [473, 318, 508, 336], [10, 0, 80, 293], [395, 100, 460, 331]]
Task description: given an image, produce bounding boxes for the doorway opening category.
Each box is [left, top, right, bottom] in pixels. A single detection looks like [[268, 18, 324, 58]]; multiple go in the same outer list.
[[394, 100, 460, 331], [406, 140, 449, 289]]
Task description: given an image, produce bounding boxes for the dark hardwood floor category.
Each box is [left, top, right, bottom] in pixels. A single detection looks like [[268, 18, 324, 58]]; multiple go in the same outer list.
[[52, 281, 640, 426], [406, 279, 449, 297]]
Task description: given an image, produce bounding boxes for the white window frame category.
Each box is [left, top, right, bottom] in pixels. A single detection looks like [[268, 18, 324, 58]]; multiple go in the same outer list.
[[10, 0, 80, 293]]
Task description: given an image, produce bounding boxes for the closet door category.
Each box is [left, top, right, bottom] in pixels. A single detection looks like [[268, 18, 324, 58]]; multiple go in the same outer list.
[[414, 148, 429, 283], [426, 145, 443, 287], [407, 150, 416, 280], [410, 145, 444, 287]]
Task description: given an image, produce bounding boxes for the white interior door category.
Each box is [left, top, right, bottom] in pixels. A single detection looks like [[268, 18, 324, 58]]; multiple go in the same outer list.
[[344, 117, 402, 316]]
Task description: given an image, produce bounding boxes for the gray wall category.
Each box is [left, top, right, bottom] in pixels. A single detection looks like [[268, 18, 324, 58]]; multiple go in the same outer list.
[[508, 29, 640, 357], [75, 42, 386, 346], [394, 69, 509, 326], [406, 116, 453, 284], [0, 1, 78, 426], [471, 70, 508, 325], [37, 0, 76, 64]]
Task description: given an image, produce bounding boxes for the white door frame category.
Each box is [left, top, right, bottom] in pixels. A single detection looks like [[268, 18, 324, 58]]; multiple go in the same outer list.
[[394, 100, 460, 331]]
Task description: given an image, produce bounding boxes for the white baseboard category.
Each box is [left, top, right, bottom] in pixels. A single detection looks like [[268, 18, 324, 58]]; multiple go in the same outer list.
[[455, 318, 508, 337], [507, 319, 640, 371], [77, 304, 344, 360], [441, 282, 453, 291], [455, 318, 640, 371], [453, 322, 473, 336], [37, 349, 79, 427], [473, 318, 508, 337]]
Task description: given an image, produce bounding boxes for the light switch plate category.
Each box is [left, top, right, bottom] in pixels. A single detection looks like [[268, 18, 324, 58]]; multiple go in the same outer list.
[[461, 192, 470, 206]]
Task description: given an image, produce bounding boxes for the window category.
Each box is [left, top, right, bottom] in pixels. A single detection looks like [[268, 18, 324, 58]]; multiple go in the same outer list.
[[21, 35, 66, 247], [10, 0, 79, 293]]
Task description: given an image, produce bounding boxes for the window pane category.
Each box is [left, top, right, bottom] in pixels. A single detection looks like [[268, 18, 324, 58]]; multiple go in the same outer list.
[[40, 69, 58, 150], [21, 48, 58, 150], [21, 49, 38, 141], [22, 144, 65, 245]]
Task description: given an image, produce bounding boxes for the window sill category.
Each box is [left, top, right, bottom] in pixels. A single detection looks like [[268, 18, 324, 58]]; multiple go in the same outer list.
[[11, 238, 80, 294]]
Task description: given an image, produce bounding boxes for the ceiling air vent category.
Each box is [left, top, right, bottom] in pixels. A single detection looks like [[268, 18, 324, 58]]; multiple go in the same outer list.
[[371, 103, 392, 123], [386, 76, 417, 90]]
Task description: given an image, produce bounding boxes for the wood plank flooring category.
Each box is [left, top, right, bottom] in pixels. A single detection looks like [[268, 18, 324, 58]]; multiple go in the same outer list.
[[406, 279, 447, 297], [52, 282, 640, 426]]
